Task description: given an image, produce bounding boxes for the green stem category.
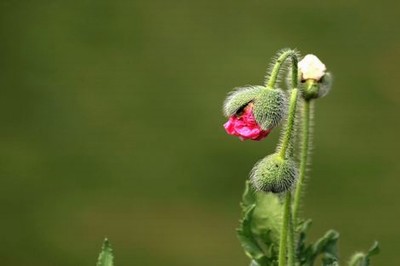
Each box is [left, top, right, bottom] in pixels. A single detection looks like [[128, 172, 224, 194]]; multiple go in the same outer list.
[[274, 51, 299, 266], [279, 88, 299, 159], [288, 206, 295, 266], [278, 90, 298, 265], [293, 99, 312, 225], [279, 192, 292, 266], [266, 49, 298, 88]]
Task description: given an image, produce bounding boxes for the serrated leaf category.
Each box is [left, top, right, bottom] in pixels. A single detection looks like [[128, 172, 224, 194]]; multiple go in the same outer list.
[[348, 242, 380, 266], [298, 229, 339, 266], [250, 260, 261, 266], [237, 205, 266, 261], [349, 253, 365, 266], [366, 241, 379, 258], [322, 253, 339, 266], [313, 230, 339, 254], [296, 219, 312, 265], [97, 238, 114, 266], [241, 181, 257, 212], [251, 191, 283, 245], [238, 181, 282, 265], [312, 230, 339, 264]]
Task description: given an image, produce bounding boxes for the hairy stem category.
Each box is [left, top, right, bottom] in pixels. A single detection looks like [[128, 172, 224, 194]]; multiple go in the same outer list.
[[279, 192, 292, 266], [275, 51, 299, 266], [288, 207, 295, 266], [279, 88, 298, 159], [266, 49, 298, 88], [293, 99, 312, 225]]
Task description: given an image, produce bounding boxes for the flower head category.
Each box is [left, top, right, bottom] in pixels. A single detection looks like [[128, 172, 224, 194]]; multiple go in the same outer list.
[[224, 103, 271, 141], [298, 54, 326, 81]]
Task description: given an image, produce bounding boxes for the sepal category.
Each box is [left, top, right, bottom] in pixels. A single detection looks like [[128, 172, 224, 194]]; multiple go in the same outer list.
[[223, 86, 264, 117], [253, 88, 288, 130]]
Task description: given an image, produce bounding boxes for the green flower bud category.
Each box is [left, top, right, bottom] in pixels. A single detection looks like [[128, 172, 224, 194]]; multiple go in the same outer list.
[[301, 73, 333, 100], [253, 87, 288, 130], [250, 153, 298, 193], [223, 86, 264, 117]]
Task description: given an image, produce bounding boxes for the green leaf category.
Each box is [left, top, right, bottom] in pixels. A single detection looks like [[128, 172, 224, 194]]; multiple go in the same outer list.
[[296, 219, 312, 265], [348, 241, 380, 266], [237, 181, 282, 265], [322, 253, 339, 266], [312, 230, 339, 264], [366, 241, 380, 258], [349, 253, 365, 266], [241, 180, 257, 212], [97, 238, 114, 266], [298, 229, 339, 266], [250, 260, 261, 266], [313, 230, 339, 256], [251, 189, 283, 245], [237, 205, 266, 262]]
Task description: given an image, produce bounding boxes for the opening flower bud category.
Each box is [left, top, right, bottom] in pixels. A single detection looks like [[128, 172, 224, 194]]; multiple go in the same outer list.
[[223, 86, 264, 117], [224, 103, 271, 141], [298, 54, 326, 81], [297, 54, 332, 100], [250, 153, 298, 193]]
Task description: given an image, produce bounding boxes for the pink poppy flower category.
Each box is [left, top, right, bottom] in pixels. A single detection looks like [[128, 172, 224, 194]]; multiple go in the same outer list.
[[223, 103, 271, 141]]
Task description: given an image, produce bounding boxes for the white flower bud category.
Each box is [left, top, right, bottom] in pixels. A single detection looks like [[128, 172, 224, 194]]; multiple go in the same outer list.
[[298, 54, 326, 81]]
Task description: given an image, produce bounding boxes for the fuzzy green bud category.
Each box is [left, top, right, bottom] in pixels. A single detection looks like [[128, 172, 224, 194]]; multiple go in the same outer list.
[[253, 87, 287, 130], [223, 86, 264, 117], [301, 73, 332, 100], [250, 153, 298, 193]]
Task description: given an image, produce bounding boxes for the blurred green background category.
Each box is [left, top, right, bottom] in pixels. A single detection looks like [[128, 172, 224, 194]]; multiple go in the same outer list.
[[1, 0, 399, 265]]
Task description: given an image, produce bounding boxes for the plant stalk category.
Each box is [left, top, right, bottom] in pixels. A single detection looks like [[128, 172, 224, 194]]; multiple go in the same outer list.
[[278, 88, 298, 266], [266, 49, 298, 88], [293, 99, 312, 225], [279, 192, 292, 266], [279, 88, 298, 159]]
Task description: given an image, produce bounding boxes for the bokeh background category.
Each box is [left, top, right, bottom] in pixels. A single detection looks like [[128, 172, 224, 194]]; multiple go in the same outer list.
[[1, 0, 399, 265]]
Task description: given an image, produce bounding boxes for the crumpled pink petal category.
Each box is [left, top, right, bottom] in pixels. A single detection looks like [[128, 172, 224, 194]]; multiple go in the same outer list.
[[223, 105, 271, 141]]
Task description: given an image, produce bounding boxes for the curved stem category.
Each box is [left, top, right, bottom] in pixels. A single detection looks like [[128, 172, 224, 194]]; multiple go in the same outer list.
[[279, 192, 292, 266], [266, 49, 298, 88], [274, 51, 299, 266], [293, 99, 312, 225]]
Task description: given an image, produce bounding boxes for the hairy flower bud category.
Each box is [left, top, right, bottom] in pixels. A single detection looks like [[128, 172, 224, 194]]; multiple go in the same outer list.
[[224, 103, 271, 141], [250, 153, 298, 193], [223, 86, 264, 117], [223, 85, 287, 141], [252, 87, 287, 130]]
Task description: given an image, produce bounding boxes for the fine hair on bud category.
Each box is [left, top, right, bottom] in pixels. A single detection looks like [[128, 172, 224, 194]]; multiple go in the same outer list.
[[252, 88, 288, 130], [250, 153, 298, 193], [318, 72, 333, 98], [223, 86, 264, 117]]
